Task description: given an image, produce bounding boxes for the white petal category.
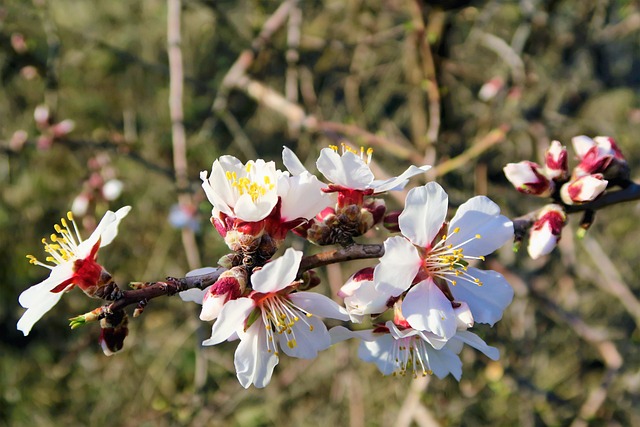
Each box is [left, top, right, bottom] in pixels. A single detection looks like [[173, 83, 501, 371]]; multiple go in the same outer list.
[[234, 320, 279, 388], [19, 265, 74, 308], [329, 326, 376, 344], [316, 148, 373, 189], [201, 169, 233, 217], [358, 335, 397, 375], [179, 287, 209, 304], [449, 268, 513, 326], [452, 330, 499, 360], [200, 294, 225, 321], [282, 146, 309, 175], [424, 345, 463, 380], [279, 172, 332, 221], [202, 298, 254, 346], [289, 291, 349, 321], [251, 248, 302, 293], [233, 192, 277, 222], [447, 196, 513, 257], [399, 182, 448, 248], [372, 165, 431, 193], [374, 236, 421, 296], [403, 279, 457, 341], [527, 222, 558, 259], [17, 290, 64, 336], [278, 314, 330, 359]]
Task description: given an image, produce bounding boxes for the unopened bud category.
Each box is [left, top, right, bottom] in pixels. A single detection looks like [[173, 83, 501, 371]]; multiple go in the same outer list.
[[560, 174, 607, 205], [527, 204, 566, 259], [200, 266, 247, 321], [383, 211, 401, 233], [363, 198, 386, 226], [478, 76, 504, 101], [544, 140, 568, 180], [503, 161, 554, 196], [99, 310, 129, 356], [299, 270, 321, 291], [34, 104, 50, 127], [51, 119, 75, 137]]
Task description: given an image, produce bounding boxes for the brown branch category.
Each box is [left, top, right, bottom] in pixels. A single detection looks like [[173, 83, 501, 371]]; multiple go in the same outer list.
[[513, 182, 640, 238]]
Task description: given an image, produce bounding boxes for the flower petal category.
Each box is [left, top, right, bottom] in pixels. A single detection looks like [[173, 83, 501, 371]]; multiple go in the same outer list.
[[374, 236, 421, 296], [289, 291, 349, 321], [278, 314, 330, 359], [251, 248, 302, 293], [399, 182, 448, 248], [372, 165, 431, 193], [358, 335, 397, 375], [97, 206, 131, 248], [233, 192, 277, 222], [279, 172, 332, 221], [282, 146, 309, 175], [449, 268, 513, 326], [452, 330, 499, 360], [316, 148, 373, 189], [329, 326, 377, 344], [447, 196, 513, 257], [403, 279, 457, 341], [234, 320, 279, 388], [424, 345, 463, 380], [202, 298, 254, 346], [17, 290, 64, 336]]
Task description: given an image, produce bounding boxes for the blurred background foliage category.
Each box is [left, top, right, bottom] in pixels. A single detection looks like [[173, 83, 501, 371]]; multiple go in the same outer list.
[[2, 0, 640, 426]]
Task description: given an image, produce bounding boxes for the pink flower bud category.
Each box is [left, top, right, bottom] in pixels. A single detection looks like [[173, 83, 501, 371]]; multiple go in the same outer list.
[[51, 119, 75, 137], [34, 105, 50, 127], [338, 267, 374, 298], [544, 140, 568, 180], [363, 198, 386, 226], [478, 76, 504, 101], [503, 161, 554, 196], [527, 204, 566, 259], [383, 210, 401, 233], [200, 267, 247, 321], [572, 135, 628, 179], [99, 311, 129, 356], [560, 174, 608, 205]]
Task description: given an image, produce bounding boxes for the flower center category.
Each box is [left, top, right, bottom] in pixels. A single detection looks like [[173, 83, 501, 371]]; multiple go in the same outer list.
[[391, 335, 433, 378], [423, 227, 485, 287], [27, 212, 83, 270], [225, 164, 275, 203], [329, 143, 373, 164], [260, 294, 313, 356]]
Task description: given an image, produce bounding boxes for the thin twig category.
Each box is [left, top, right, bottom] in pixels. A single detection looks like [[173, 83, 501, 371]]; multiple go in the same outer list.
[[168, 0, 201, 271]]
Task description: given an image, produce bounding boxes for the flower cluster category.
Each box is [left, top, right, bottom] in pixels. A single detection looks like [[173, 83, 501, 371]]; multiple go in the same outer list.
[[19, 144, 515, 389], [504, 136, 629, 259], [179, 146, 513, 387]]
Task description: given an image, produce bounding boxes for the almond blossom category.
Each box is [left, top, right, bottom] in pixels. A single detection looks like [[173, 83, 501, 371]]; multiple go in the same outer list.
[[374, 182, 513, 344], [503, 161, 554, 196], [17, 206, 131, 335], [201, 248, 348, 388], [528, 204, 566, 259], [330, 302, 498, 379]]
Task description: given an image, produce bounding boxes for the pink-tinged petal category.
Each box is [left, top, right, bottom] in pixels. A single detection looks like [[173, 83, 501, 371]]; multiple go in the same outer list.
[[202, 298, 254, 346], [251, 248, 302, 293], [424, 345, 463, 380], [447, 196, 513, 257], [233, 192, 277, 222], [200, 294, 225, 321], [234, 321, 279, 388], [279, 172, 332, 221], [403, 279, 457, 340], [358, 335, 397, 375], [399, 182, 448, 247], [289, 291, 349, 321], [449, 268, 513, 325], [17, 290, 64, 336], [329, 326, 376, 344], [316, 148, 373, 189], [453, 330, 499, 360], [374, 236, 421, 296], [372, 165, 431, 193], [282, 146, 309, 175], [572, 135, 596, 159], [278, 314, 330, 359], [528, 222, 559, 259]]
